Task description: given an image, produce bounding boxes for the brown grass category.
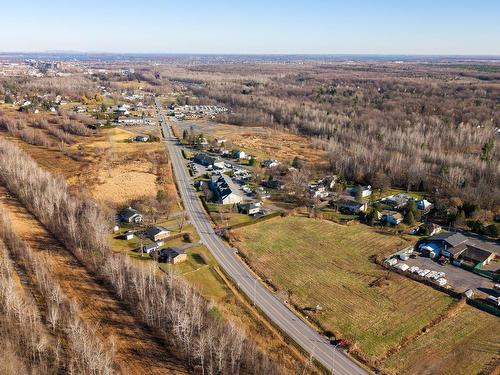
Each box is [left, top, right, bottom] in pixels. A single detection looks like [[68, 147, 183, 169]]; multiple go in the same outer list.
[[0, 186, 187, 374]]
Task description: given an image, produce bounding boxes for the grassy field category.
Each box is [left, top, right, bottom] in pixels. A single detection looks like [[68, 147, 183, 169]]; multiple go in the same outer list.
[[383, 305, 500, 375], [232, 216, 457, 361]]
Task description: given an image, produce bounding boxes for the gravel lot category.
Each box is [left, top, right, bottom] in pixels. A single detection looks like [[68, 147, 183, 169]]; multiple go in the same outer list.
[[402, 254, 499, 296]]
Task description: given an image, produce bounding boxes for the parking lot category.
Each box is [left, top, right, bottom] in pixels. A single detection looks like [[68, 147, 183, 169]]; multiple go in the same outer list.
[[402, 254, 499, 296]]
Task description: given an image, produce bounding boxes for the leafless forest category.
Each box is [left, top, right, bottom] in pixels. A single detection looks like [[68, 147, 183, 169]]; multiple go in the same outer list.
[[0, 139, 279, 375], [154, 60, 500, 210]]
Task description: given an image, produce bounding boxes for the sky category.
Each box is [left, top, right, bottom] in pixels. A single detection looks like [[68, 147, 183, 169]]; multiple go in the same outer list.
[[0, 0, 499, 55]]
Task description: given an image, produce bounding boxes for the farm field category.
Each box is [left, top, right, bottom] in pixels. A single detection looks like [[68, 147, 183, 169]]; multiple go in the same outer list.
[[383, 304, 500, 375], [232, 216, 461, 362]]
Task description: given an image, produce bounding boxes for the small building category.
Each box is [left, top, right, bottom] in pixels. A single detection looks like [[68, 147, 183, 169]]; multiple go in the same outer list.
[[193, 153, 216, 167], [119, 207, 143, 224], [238, 201, 262, 215], [233, 150, 247, 160], [123, 231, 134, 240], [159, 248, 187, 264], [142, 243, 159, 255], [145, 226, 171, 242], [134, 135, 149, 142]]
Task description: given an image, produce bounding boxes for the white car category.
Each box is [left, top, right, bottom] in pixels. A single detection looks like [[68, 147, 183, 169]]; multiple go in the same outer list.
[[436, 278, 447, 286], [426, 271, 437, 279], [419, 269, 430, 277], [409, 266, 419, 273]]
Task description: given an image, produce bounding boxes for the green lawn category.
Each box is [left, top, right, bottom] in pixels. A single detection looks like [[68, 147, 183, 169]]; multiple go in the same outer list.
[[233, 216, 455, 361], [206, 202, 253, 227]]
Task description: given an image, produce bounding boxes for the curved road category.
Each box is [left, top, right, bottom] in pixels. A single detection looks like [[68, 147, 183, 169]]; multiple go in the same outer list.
[[155, 99, 369, 375]]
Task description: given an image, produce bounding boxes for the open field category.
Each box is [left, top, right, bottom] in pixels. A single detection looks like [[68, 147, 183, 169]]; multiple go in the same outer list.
[[383, 305, 500, 375], [0, 186, 188, 374], [232, 217, 461, 360], [177, 120, 329, 168]]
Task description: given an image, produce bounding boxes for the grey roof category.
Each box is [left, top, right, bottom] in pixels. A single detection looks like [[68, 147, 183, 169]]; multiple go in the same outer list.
[[429, 232, 468, 247], [143, 243, 159, 251]]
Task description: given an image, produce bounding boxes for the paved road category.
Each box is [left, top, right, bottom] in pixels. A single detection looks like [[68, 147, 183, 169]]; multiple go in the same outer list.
[[155, 99, 369, 375]]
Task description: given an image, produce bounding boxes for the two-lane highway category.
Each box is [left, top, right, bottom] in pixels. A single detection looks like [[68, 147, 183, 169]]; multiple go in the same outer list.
[[155, 98, 369, 375]]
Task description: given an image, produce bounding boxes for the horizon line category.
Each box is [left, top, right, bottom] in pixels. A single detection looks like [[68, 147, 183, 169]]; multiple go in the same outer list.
[[1, 51, 500, 58]]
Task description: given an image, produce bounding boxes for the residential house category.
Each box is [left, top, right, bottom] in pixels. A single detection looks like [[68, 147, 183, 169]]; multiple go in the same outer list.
[[159, 248, 187, 264], [238, 201, 262, 215], [347, 185, 372, 198], [119, 207, 143, 224], [194, 153, 216, 167], [145, 226, 171, 242], [261, 159, 280, 168], [334, 198, 368, 214], [210, 174, 242, 205], [416, 199, 433, 212], [382, 194, 412, 209], [381, 210, 404, 225], [262, 177, 285, 190]]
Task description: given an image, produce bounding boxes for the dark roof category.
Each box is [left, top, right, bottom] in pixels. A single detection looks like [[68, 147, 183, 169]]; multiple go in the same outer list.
[[211, 174, 237, 200], [338, 199, 364, 208], [159, 248, 185, 258], [146, 226, 169, 237], [429, 232, 468, 247], [120, 207, 141, 220], [446, 242, 467, 257], [194, 153, 216, 166], [461, 245, 496, 263]]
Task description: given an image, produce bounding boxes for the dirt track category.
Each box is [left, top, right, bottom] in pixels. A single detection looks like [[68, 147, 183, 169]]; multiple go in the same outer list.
[[0, 186, 187, 375]]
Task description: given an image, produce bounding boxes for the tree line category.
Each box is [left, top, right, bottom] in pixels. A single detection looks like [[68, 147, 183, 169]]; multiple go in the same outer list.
[[0, 139, 279, 375]]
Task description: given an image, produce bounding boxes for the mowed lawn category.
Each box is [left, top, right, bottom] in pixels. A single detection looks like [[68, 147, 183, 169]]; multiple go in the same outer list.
[[383, 305, 500, 375], [233, 216, 455, 360]]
